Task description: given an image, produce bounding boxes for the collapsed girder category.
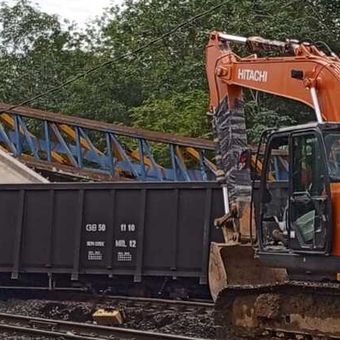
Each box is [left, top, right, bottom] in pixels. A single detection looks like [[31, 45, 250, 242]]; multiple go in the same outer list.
[[0, 103, 217, 182]]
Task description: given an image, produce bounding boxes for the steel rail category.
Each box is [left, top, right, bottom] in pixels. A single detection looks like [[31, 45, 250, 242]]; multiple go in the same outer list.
[[0, 287, 214, 309], [103, 295, 214, 308], [263, 327, 340, 340], [0, 103, 214, 150], [0, 313, 209, 340]]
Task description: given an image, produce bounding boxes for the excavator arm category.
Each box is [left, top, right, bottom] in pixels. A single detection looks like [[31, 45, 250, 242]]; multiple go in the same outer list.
[[206, 31, 340, 122]]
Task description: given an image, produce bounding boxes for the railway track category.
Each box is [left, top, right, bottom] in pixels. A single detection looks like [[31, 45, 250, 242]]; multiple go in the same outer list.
[[0, 288, 214, 308], [1, 292, 329, 339], [96, 295, 214, 309], [0, 292, 216, 338], [0, 288, 214, 309], [0, 312, 209, 340]]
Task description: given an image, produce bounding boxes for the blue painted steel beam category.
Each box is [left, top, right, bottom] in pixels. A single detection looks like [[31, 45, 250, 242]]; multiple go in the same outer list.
[[199, 150, 208, 181], [50, 123, 78, 167], [44, 121, 52, 162], [0, 111, 216, 182], [17, 116, 40, 160], [14, 115, 22, 157], [110, 133, 139, 179], [138, 139, 147, 181], [141, 140, 163, 181], [0, 124, 16, 155], [75, 127, 82, 168], [170, 144, 178, 182], [105, 132, 114, 176]]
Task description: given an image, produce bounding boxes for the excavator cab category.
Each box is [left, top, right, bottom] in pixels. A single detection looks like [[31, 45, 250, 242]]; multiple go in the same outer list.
[[209, 123, 340, 300], [256, 123, 340, 276], [213, 123, 340, 338]]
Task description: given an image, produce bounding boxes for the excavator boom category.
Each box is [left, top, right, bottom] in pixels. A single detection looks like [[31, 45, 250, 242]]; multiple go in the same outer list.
[[206, 31, 340, 122]]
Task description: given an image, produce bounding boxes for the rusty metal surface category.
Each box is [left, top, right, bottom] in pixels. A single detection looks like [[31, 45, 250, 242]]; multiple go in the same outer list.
[[0, 103, 215, 150], [208, 242, 287, 302], [20, 157, 130, 182]]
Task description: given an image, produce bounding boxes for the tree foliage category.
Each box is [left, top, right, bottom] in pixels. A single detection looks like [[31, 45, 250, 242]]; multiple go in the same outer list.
[[0, 0, 339, 142], [130, 90, 210, 138]]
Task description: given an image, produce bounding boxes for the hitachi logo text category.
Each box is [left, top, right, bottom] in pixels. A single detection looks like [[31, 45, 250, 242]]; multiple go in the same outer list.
[[238, 69, 268, 82]]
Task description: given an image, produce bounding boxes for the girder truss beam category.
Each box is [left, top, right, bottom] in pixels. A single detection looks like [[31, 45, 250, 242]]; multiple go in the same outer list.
[[0, 103, 217, 182]]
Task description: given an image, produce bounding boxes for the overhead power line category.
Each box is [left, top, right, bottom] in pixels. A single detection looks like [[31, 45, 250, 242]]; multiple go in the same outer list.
[[0, 1, 226, 115]]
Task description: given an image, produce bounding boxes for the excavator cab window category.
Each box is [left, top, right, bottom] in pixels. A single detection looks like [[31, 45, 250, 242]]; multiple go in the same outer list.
[[259, 129, 330, 253], [324, 133, 340, 180], [259, 133, 289, 250], [289, 132, 328, 251]]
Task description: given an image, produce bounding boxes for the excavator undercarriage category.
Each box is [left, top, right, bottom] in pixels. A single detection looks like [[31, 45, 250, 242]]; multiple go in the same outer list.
[[209, 135, 340, 339], [210, 235, 340, 338], [215, 281, 340, 339]]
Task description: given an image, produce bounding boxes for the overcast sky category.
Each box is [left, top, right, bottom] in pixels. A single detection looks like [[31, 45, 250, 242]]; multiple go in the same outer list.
[[7, 0, 123, 26]]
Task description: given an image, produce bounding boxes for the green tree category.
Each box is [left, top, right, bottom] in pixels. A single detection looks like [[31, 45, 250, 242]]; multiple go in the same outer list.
[[130, 90, 210, 138], [0, 0, 339, 143], [94, 0, 340, 141]]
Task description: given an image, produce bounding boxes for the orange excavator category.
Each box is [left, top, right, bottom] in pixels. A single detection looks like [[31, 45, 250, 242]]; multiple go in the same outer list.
[[206, 32, 340, 338]]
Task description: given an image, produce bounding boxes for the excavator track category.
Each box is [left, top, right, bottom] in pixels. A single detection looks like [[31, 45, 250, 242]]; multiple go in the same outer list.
[[214, 281, 340, 339]]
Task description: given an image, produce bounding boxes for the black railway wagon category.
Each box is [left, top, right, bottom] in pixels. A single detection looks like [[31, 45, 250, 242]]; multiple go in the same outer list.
[[0, 182, 224, 296]]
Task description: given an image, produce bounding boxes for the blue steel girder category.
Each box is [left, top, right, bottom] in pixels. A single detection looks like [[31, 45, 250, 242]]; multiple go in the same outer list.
[[138, 139, 147, 181], [105, 132, 114, 176], [0, 124, 17, 155], [44, 121, 52, 162], [174, 146, 191, 182], [199, 149, 208, 181], [170, 144, 178, 181], [109, 133, 140, 179], [50, 123, 78, 167], [75, 126, 82, 167], [14, 115, 22, 156], [0, 104, 217, 182], [17, 116, 40, 160], [140, 139, 164, 181], [78, 127, 105, 167]]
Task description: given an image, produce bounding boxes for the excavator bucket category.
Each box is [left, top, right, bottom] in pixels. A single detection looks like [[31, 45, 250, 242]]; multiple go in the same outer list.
[[208, 242, 287, 301]]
